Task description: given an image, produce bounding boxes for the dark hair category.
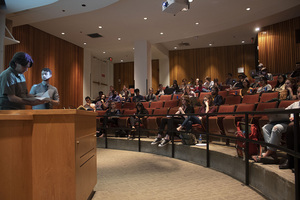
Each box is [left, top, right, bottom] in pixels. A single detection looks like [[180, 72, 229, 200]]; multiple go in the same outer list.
[[205, 76, 211, 82], [259, 77, 268, 84], [85, 96, 91, 100], [98, 91, 103, 95], [134, 88, 140, 93], [275, 74, 286, 88], [203, 94, 213, 106], [212, 86, 219, 93], [181, 95, 191, 105], [286, 78, 298, 95], [242, 79, 250, 88], [9, 52, 33, 69], [42, 68, 52, 75], [136, 102, 146, 111]]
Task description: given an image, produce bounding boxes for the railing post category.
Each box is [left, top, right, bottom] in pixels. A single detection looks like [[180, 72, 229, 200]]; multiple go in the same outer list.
[[244, 113, 249, 185], [294, 111, 299, 200], [206, 114, 210, 168], [104, 115, 108, 149], [171, 116, 175, 158], [138, 118, 141, 152]]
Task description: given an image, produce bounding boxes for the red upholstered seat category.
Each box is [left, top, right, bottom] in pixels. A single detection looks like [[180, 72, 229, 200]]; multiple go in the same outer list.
[[159, 95, 172, 101], [259, 92, 279, 102], [242, 94, 260, 104], [123, 102, 136, 110], [224, 95, 241, 105], [163, 100, 178, 108], [149, 101, 164, 109]]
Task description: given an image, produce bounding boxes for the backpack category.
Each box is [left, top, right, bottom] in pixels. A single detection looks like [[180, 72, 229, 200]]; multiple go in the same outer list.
[[180, 132, 197, 145], [235, 122, 259, 158]]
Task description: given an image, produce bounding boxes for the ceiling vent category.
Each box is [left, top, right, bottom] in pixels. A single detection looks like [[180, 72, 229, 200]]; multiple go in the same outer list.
[[87, 33, 103, 38], [178, 42, 190, 47]]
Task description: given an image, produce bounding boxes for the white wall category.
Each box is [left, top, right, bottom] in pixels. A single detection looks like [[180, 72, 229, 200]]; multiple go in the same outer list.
[[159, 57, 170, 87]]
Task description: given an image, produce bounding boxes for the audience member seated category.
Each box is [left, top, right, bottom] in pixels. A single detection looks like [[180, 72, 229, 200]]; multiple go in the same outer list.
[[102, 101, 121, 137], [211, 86, 223, 106], [279, 86, 300, 171], [261, 67, 273, 81], [194, 78, 203, 93], [121, 90, 131, 103], [155, 84, 165, 97], [203, 76, 214, 92], [78, 96, 95, 111], [132, 88, 144, 102], [108, 90, 121, 102], [182, 85, 196, 98], [151, 95, 194, 147], [240, 79, 253, 96], [256, 77, 272, 93], [95, 94, 108, 110], [128, 102, 149, 139], [93, 91, 103, 103], [119, 85, 129, 97], [250, 76, 261, 89], [187, 77, 195, 87], [290, 62, 300, 84], [273, 74, 287, 100], [213, 78, 221, 90], [253, 86, 300, 165], [145, 87, 157, 102], [225, 73, 236, 86], [180, 78, 188, 90], [171, 80, 181, 94], [176, 94, 216, 132], [232, 73, 247, 89], [285, 78, 297, 100], [108, 85, 115, 97]]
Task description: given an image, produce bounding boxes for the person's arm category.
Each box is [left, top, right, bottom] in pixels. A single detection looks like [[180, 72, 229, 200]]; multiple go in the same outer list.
[[7, 94, 47, 106], [51, 88, 60, 106]]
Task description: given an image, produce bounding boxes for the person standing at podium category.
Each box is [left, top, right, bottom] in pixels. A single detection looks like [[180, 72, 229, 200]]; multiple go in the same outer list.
[[0, 52, 47, 110], [30, 68, 59, 109]]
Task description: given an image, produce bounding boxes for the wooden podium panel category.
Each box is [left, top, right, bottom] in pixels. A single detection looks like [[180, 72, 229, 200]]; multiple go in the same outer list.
[[0, 110, 97, 200]]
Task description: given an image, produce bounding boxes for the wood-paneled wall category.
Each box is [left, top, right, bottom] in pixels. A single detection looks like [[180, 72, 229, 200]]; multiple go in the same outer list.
[[169, 44, 256, 85], [258, 17, 300, 74], [113, 60, 159, 93], [4, 25, 83, 109]]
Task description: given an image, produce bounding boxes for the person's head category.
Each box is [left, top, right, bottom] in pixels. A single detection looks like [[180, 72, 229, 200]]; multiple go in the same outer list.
[[285, 78, 296, 89], [134, 88, 140, 95], [259, 77, 268, 86], [238, 73, 246, 81], [149, 87, 153, 94], [109, 85, 114, 91], [10, 52, 33, 74], [211, 86, 219, 95], [158, 84, 163, 89], [98, 91, 103, 97], [184, 86, 191, 93], [277, 74, 286, 84], [109, 101, 116, 109], [41, 68, 52, 81], [111, 90, 116, 97], [203, 95, 213, 106], [213, 78, 219, 83], [182, 78, 187, 84], [101, 94, 106, 101], [195, 78, 199, 85], [136, 102, 145, 111], [205, 76, 211, 82], [242, 79, 250, 88], [85, 96, 91, 103], [181, 95, 190, 105], [123, 85, 127, 90], [261, 67, 268, 75]]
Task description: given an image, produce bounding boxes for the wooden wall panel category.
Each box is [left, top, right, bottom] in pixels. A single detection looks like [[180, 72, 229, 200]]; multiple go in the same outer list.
[[258, 17, 300, 74], [169, 44, 256, 85], [113, 60, 159, 93], [4, 25, 83, 109]]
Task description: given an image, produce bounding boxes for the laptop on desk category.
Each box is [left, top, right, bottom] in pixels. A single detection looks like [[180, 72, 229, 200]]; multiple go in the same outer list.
[[265, 108, 290, 123]]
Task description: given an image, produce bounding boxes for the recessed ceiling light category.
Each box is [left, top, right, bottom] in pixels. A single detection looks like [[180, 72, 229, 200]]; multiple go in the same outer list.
[[118, 38, 121, 40], [98, 26, 102, 29], [188, 0, 193, 2], [61, 32, 65, 35], [133, 48, 135, 50], [160, 32, 164, 35], [83, 42, 87, 45], [255, 27, 260, 32], [144, 17, 148, 20], [242, 41, 245, 43], [103, 52, 106, 54], [195, 22, 199, 25], [246, 7, 250, 11], [174, 47, 177, 49], [121, 60, 123, 62], [209, 43, 212, 46]]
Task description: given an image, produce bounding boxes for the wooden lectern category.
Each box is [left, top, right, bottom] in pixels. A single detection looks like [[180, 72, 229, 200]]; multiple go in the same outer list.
[[0, 109, 97, 200]]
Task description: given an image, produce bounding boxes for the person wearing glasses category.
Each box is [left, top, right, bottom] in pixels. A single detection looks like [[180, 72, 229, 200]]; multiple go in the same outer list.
[[0, 52, 47, 110]]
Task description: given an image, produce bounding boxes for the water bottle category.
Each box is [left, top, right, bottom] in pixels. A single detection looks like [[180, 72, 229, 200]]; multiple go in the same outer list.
[[264, 87, 267, 92], [235, 91, 238, 95], [198, 134, 202, 143]]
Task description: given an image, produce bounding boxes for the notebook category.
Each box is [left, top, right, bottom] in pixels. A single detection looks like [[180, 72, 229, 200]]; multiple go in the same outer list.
[[265, 108, 290, 123]]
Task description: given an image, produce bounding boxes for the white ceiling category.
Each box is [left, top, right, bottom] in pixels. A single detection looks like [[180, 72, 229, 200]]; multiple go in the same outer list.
[[5, 0, 300, 63]]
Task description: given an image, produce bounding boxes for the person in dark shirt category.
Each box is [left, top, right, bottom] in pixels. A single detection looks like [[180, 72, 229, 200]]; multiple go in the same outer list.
[[132, 88, 144, 102], [128, 102, 149, 139], [211, 86, 223, 106]]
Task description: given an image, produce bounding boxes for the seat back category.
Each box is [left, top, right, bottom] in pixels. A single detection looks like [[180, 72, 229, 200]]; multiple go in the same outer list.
[[163, 100, 178, 108], [254, 102, 278, 117], [224, 95, 241, 105], [259, 92, 279, 102], [168, 107, 179, 115], [149, 101, 164, 109], [159, 95, 172, 101], [242, 94, 260, 104], [268, 80, 277, 88], [228, 89, 241, 96], [235, 104, 256, 117], [278, 100, 298, 108], [152, 107, 169, 116], [141, 102, 150, 108], [218, 91, 228, 99], [172, 94, 181, 100], [122, 102, 136, 109], [217, 105, 236, 117], [146, 108, 154, 115]]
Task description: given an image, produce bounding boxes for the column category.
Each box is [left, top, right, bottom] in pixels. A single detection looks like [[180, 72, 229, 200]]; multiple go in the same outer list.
[[0, 11, 5, 72], [134, 40, 151, 95]]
